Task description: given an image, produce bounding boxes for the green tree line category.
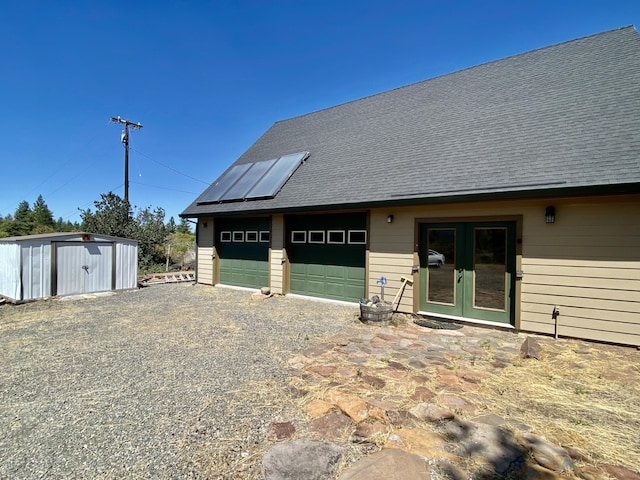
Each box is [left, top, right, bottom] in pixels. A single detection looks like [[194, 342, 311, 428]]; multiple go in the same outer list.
[[1, 193, 194, 273], [0, 195, 79, 237]]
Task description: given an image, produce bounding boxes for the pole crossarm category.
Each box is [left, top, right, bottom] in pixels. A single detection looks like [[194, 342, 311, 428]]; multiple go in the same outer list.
[[110, 116, 143, 129]]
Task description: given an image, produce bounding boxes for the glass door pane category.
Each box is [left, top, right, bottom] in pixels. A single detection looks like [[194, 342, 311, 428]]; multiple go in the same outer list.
[[427, 228, 456, 305], [473, 227, 507, 311]]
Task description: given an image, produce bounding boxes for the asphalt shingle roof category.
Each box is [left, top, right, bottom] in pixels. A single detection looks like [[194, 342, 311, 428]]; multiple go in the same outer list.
[[183, 26, 640, 217]]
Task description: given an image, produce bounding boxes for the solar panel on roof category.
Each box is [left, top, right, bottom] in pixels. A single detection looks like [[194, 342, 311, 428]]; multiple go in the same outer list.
[[246, 152, 307, 199], [196, 163, 252, 203], [196, 151, 308, 204], [219, 158, 277, 201]]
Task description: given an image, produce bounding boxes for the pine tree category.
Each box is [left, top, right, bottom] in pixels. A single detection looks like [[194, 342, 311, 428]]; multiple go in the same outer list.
[[176, 217, 192, 234], [32, 195, 54, 227], [166, 216, 177, 233], [31, 195, 55, 234], [10, 201, 34, 236]]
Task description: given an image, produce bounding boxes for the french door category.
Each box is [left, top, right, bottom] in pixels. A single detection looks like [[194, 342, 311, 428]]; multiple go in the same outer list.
[[419, 221, 516, 325]]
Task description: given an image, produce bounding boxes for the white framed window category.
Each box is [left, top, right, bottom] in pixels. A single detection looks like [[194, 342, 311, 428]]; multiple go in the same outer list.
[[246, 231, 258, 242], [309, 230, 325, 244], [260, 231, 270, 243], [232, 231, 245, 242], [327, 230, 345, 244], [291, 231, 306, 243], [221, 231, 232, 242], [348, 230, 367, 244]]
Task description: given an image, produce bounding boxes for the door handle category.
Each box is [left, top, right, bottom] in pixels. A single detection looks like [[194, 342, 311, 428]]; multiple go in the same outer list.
[[457, 268, 463, 283], [82, 265, 89, 272]]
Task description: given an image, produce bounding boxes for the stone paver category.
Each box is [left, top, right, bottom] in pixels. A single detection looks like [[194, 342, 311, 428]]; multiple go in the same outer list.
[[282, 315, 640, 479]]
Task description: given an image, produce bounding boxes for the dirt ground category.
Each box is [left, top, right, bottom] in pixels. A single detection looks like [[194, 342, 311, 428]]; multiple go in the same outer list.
[[1, 284, 639, 478]]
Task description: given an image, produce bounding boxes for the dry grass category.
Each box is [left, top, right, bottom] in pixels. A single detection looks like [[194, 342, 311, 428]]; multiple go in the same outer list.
[[471, 338, 640, 470]]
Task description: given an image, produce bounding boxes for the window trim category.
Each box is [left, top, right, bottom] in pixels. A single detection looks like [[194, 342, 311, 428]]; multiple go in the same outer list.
[[327, 230, 345, 244], [232, 231, 245, 242], [245, 231, 258, 242], [220, 231, 232, 242], [308, 230, 325, 244], [348, 230, 367, 245], [291, 231, 307, 243], [259, 231, 270, 243]]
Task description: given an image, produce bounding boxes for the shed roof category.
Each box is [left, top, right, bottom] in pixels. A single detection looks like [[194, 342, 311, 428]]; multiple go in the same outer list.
[[183, 26, 640, 218], [0, 232, 138, 244]]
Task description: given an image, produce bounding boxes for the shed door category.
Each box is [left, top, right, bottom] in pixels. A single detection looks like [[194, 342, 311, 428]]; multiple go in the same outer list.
[[56, 242, 113, 296], [217, 218, 270, 289], [287, 213, 366, 302]]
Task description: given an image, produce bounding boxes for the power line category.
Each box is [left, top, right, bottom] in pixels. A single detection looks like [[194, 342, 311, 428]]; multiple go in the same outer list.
[[130, 180, 199, 195], [130, 146, 209, 185]]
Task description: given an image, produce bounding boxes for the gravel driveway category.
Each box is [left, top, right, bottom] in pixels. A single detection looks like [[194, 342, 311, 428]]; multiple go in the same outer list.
[[0, 283, 357, 479]]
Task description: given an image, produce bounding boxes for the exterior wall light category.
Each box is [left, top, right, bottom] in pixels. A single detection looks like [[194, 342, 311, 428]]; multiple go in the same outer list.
[[387, 215, 394, 223], [545, 206, 556, 224]]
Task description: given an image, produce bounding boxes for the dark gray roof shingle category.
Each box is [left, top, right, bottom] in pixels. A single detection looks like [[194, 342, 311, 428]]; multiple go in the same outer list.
[[183, 26, 640, 217]]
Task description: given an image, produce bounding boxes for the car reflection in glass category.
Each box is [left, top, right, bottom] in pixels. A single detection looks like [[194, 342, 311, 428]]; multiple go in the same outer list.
[[428, 249, 445, 267]]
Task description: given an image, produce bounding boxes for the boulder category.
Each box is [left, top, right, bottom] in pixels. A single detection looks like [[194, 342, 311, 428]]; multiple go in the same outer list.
[[520, 433, 574, 473], [262, 439, 343, 480], [339, 448, 430, 480]]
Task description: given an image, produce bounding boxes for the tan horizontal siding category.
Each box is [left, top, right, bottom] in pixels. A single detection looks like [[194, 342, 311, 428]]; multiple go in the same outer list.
[[529, 305, 640, 335], [524, 274, 640, 290], [197, 247, 214, 285], [559, 326, 640, 345], [521, 302, 640, 323], [524, 245, 638, 259], [270, 247, 283, 294], [270, 215, 284, 294], [523, 283, 638, 301], [368, 251, 415, 311], [519, 196, 640, 345], [522, 292, 640, 313], [524, 264, 640, 280]]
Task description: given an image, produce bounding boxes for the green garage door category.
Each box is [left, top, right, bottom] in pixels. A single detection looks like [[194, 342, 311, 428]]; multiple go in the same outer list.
[[217, 217, 270, 289], [287, 213, 366, 302]]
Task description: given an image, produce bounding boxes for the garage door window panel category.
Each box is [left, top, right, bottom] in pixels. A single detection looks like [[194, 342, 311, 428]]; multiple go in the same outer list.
[[309, 231, 325, 244]]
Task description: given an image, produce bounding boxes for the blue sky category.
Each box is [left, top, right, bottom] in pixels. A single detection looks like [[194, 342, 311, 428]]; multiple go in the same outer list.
[[1, 1, 638, 225]]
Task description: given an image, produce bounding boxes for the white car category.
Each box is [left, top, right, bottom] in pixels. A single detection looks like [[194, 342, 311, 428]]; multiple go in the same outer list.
[[428, 249, 445, 267]]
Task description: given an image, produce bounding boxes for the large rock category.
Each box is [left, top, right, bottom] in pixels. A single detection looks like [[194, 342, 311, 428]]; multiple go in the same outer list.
[[339, 448, 431, 480], [310, 412, 353, 439], [326, 391, 369, 423], [520, 433, 574, 473], [409, 402, 455, 422], [599, 464, 640, 480], [520, 336, 542, 360], [385, 428, 456, 461], [445, 421, 525, 476], [262, 439, 343, 480]]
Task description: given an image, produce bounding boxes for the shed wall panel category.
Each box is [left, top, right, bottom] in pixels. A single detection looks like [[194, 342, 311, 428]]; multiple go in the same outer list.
[[115, 241, 138, 290], [20, 241, 51, 300], [0, 243, 21, 301]]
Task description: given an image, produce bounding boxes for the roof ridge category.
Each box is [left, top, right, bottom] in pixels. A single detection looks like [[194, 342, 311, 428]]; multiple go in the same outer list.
[[272, 25, 638, 126]]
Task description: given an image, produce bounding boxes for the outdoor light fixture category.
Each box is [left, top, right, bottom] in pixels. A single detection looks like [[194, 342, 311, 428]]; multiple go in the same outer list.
[[387, 215, 394, 223], [545, 206, 556, 224]]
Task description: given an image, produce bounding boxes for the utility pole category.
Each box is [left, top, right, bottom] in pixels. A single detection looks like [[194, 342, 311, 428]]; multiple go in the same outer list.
[[110, 116, 143, 204]]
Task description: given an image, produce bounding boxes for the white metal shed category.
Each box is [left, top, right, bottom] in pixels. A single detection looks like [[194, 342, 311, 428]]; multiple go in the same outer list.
[[0, 232, 138, 302]]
